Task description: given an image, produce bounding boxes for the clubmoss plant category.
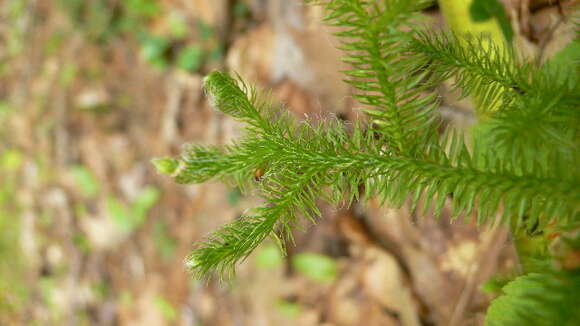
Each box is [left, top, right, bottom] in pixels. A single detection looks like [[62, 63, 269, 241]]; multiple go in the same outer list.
[[154, 0, 579, 324]]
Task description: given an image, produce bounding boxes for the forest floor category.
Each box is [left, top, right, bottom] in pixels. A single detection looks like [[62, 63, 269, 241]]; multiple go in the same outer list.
[[0, 0, 575, 325]]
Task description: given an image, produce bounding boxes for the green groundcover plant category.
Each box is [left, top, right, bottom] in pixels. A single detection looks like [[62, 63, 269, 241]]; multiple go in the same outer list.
[[153, 0, 579, 324]]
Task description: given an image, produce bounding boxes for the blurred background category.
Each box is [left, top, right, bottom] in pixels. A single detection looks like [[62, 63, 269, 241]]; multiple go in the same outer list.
[[0, 0, 575, 325]]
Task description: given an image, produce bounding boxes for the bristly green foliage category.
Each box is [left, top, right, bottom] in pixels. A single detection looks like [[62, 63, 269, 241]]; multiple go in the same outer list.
[[319, 0, 439, 155], [162, 69, 578, 279], [485, 270, 580, 326], [180, 72, 380, 278], [155, 0, 579, 294], [409, 31, 580, 114], [409, 32, 580, 167]]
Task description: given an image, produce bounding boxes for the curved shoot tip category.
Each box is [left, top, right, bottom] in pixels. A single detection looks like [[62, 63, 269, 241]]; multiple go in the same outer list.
[[202, 71, 252, 119], [152, 157, 179, 175], [202, 71, 227, 108], [185, 256, 197, 269], [202, 70, 224, 88]]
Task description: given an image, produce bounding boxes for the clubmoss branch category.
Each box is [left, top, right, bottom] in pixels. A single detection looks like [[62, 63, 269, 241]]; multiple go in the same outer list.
[[154, 2, 580, 322]]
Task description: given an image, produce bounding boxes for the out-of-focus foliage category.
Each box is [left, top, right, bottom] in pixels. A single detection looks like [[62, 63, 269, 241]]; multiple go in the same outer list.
[[56, 0, 222, 74], [485, 270, 580, 326], [0, 150, 27, 322], [292, 252, 338, 283]]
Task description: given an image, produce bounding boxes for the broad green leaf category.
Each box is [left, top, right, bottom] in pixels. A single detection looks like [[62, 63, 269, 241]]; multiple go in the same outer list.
[[469, 0, 512, 42]]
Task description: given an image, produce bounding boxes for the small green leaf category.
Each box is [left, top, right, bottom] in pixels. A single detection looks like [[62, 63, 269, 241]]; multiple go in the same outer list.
[[154, 296, 178, 322], [71, 165, 99, 197], [255, 244, 284, 269], [132, 185, 160, 223], [208, 45, 224, 62], [119, 290, 134, 306], [177, 44, 204, 72], [234, 2, 250, 17], [106, 197, 133, 233], [91, 280, 110, 300], [1, 150, 22, 171], [124, 0, 160, 18], [72, 233, 92, 254], [59, 63, 78, 86], [107, 187, 158, 234], [167, 12, 189, 38], [276, 299, 302, 318], [197, 21, 214, 41], [292, 252, 337, 283], [140, 36, 171, 69], [154, 220, 177, 260], [0, 101, 14, 119]]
